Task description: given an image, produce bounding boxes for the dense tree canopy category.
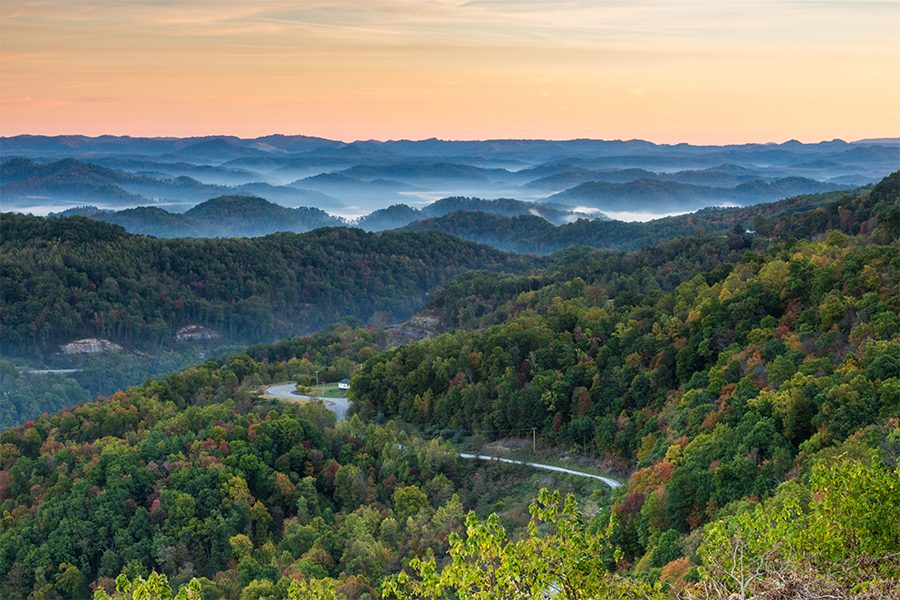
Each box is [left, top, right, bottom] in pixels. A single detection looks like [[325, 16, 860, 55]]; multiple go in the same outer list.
[[0, 214, 523, 355], [352, 228, 900, 579], [0, 349, 523, 599], [0, 172, 896, 598]]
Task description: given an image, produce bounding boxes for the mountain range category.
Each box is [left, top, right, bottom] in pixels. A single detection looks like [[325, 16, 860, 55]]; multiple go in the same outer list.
[[50, 194, 603, 238], [2, 136, 897, 218]]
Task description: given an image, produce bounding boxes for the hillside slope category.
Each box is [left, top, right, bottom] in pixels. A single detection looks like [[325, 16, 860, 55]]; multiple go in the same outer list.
[[0, 172, 896, 599], [349, 177, 900, 589], [0, 215, 524, 354]]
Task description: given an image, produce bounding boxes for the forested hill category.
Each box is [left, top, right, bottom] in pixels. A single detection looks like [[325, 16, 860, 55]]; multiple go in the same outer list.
[[56, 196, 344, 238], [403, 176, 900, 254], [0, 214, 523, 355], [350, 182, 900, 591], [42, 177, 894, 258], [411, 172, 899, 334], [0, 174, 896, 598]]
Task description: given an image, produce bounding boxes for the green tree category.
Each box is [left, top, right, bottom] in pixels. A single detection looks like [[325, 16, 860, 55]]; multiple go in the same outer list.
[[696, 455, 900, 597], [93, 572, 202, 600], [334, 464, 367, 510], [56, 563, 89, 599], [392, 485, 429, 521], [383, 488, 662, 599]]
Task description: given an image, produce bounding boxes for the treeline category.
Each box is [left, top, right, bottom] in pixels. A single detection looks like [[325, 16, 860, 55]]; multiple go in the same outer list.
[[0, 214, 524, 356]]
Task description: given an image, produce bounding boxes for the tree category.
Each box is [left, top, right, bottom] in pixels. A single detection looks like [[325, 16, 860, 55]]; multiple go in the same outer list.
[[56, 563, 89, 599], [392, 485, 429, 521], [334, 464, 367, 510], [93, 572, 202, 600], [382, 488, 662, 599], [694, 455, 900, 598]]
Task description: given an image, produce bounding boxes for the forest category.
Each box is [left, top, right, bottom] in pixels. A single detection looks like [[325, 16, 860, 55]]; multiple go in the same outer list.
[[0, 172, 896, 598], [404, 180, 899, 254], [0, 327, 619, 599], [0, 215, 525, 427], [352, 172, 899, 549], [0, 216, 523, 355]]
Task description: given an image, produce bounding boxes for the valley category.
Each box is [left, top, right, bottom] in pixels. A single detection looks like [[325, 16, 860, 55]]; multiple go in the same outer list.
[[263, 380, 622, 487], [0, 162, 897, 598]]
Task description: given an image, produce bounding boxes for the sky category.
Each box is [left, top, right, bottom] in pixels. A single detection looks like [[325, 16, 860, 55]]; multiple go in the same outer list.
[[1, 0, 899, 143]]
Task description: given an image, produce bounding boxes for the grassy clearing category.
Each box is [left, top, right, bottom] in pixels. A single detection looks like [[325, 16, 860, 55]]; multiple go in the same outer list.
[[310, 382, 344, 397], [296, 382, 344, 398]]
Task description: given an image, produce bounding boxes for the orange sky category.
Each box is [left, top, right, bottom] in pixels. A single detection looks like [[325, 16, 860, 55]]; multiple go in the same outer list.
[[1, 0, 899, 143]]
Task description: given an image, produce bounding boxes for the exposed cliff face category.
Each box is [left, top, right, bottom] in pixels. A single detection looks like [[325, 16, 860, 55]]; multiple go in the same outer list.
[[59, 338, 124, 355], [175, 325, 220, 342], [386, 309, 443, 347]]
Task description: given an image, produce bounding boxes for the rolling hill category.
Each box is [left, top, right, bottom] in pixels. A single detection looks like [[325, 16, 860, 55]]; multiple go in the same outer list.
[[0, 170, 896, 599], [547, 176, 848, 211], [54, 196, 342, 238], [0, 212, 526, 354]]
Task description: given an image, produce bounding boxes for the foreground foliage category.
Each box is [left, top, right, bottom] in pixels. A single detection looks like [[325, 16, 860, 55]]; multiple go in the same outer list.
[[93, 572, 202, 600], [692, 448, 900, 598], [383, 488, 660, 600]]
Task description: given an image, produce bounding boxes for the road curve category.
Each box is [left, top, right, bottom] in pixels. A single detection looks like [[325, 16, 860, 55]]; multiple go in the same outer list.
[[265, 383, 351, 421], [265, 383, 621, 488], [457, 452, 622, 489]]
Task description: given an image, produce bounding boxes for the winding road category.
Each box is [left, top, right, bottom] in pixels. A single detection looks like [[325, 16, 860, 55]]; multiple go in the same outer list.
[[265, 383, 351, 421], [264, 383, 622, 489], [457, 453, 621, 488]]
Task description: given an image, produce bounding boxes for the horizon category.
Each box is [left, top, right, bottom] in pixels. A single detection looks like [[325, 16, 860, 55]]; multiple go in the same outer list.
[[2, 132, 898, 147]]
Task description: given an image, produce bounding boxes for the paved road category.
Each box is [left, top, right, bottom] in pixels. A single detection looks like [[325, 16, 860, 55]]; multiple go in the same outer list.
[[265, 383, 351, 421], [458, 452, 622, 489], [265, 383, 622, 488]]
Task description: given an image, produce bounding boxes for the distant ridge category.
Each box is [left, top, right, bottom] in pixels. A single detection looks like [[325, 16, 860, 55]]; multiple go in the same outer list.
[[853, 137, 900, 144], [54, 195, 343, 238], [2, 136, 895, 217], [47, 194, 600, 237]]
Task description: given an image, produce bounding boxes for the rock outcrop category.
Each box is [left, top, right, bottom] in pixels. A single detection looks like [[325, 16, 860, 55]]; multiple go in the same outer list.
[[60, 338, 124, 355], [386, 310, 443, 347], [175, 324, 220, 342]]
